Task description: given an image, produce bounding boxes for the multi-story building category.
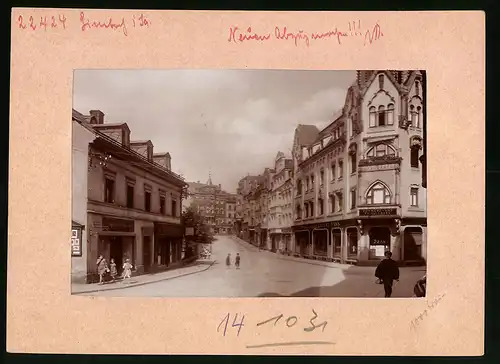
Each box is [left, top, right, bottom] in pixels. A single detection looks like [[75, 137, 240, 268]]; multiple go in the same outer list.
[[185, 177, 237, 234], [72, 109, 187, 284], [268, 152, 294, 253], [292, 70, 427, 265], [236, 175, 263, 242]]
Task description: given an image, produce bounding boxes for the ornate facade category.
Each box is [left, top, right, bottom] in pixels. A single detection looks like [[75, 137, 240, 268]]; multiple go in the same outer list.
[[292, 70, 427, 265]]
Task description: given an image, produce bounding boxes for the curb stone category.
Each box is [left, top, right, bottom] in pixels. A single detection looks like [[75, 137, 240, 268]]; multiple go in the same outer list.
[[72, 260, 217, 295]]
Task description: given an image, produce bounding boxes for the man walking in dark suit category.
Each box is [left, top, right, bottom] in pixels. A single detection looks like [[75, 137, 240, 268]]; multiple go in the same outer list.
[[375, 251, 400, 298]]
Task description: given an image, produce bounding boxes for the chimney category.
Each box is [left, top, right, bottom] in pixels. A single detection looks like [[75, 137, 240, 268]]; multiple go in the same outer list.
[[89, 110, 104, 124]]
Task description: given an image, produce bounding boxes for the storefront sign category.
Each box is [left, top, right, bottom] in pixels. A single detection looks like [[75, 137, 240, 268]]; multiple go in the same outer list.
[[71, 229, 82, 257], [102, 217, 135, 232], [331, 221, 340, 227], [155, 222, 183, 237], [359, 208, 397, 217]]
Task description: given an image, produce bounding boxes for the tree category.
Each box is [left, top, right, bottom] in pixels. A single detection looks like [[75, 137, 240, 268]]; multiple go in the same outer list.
[[182, 205, 214, 245]]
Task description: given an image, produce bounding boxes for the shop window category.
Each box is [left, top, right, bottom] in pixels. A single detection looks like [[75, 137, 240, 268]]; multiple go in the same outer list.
[[347, 228, 358, 257], [411, 146, 420, 168], [410, 187, 419, 206], [366, 143, 397, 158], [366, 182, 391, 205], [332, 229, 342, 256], [126, 184, 134, 208], [104, 177, 115, 203], [369, 227, 391, 259]]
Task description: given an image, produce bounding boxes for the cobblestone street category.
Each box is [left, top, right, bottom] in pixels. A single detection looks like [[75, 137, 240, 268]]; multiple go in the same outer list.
[[86, 235, 425, 297]]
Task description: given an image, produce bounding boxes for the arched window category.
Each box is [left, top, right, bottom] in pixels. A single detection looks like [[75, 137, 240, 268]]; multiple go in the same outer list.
[[378, 105, 386, 126], [366, 143, 397, 158], [366, 182, 392, 205], [416, 106, 422, 128], [387, 103, 395, 125], [369, 106, 376, 127]]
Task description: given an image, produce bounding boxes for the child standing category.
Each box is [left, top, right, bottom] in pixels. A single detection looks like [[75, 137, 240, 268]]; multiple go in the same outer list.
[[235, 253, 241, 269], [225, 253, 231, 268], [110, 258, 118, 282], [122, 259, 133, 280]]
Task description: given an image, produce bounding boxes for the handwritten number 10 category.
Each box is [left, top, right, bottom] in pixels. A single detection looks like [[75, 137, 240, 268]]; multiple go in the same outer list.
[[217, 313, 245, 337]]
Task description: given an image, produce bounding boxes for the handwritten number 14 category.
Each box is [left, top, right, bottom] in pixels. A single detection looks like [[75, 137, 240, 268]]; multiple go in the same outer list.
[[217, 313, 245, 337]]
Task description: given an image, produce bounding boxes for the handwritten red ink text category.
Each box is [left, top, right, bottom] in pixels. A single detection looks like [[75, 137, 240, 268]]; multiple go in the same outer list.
[[275, 27, 310, 47], [228, 26, 271, 44], [132, 14, 151, 28], [311, 28, 347, 45], [364, 22, 383, 46], [80, 11, 128, 36], [17, 14, 67, 31]]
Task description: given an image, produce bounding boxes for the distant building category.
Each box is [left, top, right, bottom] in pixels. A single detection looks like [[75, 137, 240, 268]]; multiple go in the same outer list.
[[185, 177, 237, 234], [292, 70, 427, 265], [72, 109, 187, 284], [268, 152, 294, 253]]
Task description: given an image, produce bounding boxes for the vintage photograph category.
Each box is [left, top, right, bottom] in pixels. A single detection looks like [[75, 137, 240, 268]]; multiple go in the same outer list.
[[71, 69, 427, 298]]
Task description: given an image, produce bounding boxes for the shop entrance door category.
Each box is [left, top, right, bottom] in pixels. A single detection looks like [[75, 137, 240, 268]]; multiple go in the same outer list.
[[109, 236, 123, 275], [369, 227, 391, 260], [404, 227, 423, 261]]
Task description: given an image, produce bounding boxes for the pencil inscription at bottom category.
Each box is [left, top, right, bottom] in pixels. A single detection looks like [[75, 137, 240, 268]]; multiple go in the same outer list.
[[246, 341, 336, 349]]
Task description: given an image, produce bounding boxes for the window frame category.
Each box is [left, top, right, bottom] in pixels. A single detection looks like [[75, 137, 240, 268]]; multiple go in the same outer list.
[[365, 182, 392, 205]]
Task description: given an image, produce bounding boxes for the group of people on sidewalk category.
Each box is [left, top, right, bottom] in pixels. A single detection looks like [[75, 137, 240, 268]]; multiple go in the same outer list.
[[96, 255, 134, 285], [225, 253, 241, 269]]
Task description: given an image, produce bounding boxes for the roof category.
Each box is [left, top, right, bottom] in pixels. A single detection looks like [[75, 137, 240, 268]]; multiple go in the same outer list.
[[295, 124, 320, 146]]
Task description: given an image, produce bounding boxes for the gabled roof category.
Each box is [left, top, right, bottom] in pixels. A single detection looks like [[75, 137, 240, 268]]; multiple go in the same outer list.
[[360, 70, 405, 98]]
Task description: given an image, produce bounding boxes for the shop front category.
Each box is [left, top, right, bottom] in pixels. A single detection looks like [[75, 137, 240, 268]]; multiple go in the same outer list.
[[312, 229, 328, 256], [154, 222, 184, 271], [331, 227, 342, 261], [282, 228, 292, 253], [293, 229, 310, 256], [88, 216, 136, 282]]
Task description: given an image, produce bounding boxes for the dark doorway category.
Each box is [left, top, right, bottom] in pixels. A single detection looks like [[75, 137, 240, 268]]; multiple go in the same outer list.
[[369, 226, 391, 260], [109, 236, 123, 275], [143, 236, 151, 272], [404, 227, 423, 261]]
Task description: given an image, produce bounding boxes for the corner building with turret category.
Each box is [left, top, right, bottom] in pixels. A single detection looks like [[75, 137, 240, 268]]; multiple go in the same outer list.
[[291, 70, 426, 265]]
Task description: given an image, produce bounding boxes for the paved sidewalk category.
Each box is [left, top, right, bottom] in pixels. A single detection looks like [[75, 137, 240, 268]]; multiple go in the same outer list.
[[231, 236, 360, 271], [72, 259, 216, 294]]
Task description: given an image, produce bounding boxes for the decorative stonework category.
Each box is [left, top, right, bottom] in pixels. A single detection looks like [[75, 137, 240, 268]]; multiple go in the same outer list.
[[367, 89, 396, 107], [358, 155, 402, 167], [348, 142, 358, 156], [410, 135, 423, 149], [399, 114, 411, 130]]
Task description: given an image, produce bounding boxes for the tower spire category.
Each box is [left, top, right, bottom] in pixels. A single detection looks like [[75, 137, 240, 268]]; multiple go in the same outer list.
[[207, 168, 213, 185]]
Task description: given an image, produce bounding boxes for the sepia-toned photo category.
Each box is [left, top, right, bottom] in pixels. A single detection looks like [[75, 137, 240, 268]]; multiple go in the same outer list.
[[71, 69, 427, 298]]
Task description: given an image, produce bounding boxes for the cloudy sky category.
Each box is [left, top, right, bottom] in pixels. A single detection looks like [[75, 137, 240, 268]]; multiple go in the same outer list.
[[73, 69, 356, 193]]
